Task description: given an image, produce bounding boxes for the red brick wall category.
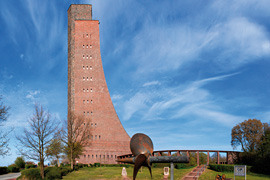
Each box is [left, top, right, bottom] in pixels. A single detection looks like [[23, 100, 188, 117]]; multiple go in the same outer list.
[[68, 5, 130, 164]]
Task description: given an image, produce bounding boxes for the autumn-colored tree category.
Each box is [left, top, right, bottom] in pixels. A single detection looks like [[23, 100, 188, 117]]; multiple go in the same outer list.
[[62, 112, 91, 169], [231, 119, 269, 152], [46, 137, 63, 167]]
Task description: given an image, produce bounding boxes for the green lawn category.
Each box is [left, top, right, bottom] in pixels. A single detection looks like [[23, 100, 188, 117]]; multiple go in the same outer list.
[[62, 166, 195, 180], [199, 169, 270, 180]]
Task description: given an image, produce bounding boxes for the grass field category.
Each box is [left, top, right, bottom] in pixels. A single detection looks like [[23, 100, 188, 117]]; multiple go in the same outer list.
[[199, 169, 270, 180], [62, 166, 195, 180]]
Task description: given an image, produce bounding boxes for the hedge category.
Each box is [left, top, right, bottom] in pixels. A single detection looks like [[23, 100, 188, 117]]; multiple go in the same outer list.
[[175, 163, 195, 169], [0, 167, 8, 175], [209, 164, 251, 173], [18, 166, 77, 180], [25, 164, 37, 169], [20, 168, 42, 180], [99, 164, 130, 168], [7, 164, 20, 173]]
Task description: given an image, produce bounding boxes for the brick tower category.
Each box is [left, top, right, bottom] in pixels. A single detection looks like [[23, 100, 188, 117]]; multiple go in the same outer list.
[[68, 4, 130, 164]]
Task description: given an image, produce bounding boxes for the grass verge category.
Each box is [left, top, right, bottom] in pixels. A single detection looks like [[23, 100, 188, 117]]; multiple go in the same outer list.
[[62, 166, 194, 180], [199, 168, 270, 180]]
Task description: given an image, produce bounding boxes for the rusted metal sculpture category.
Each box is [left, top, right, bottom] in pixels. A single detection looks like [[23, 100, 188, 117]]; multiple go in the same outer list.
[[117, 133, 189, 180]]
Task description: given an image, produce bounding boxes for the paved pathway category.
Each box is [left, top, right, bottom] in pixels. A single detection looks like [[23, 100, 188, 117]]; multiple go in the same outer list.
[[182, 165, 207, 180], [0, 173, 21, 180]]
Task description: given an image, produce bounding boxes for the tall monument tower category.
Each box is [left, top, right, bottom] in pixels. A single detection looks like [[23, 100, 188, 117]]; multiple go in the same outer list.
[[68, 4, 130, 164]]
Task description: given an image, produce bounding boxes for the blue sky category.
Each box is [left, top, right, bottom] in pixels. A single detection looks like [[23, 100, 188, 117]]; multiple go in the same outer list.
[[1, 0, 270, 166]]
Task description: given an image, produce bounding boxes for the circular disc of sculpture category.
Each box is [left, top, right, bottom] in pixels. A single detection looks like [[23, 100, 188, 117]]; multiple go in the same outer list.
[[130, 133, 153, 156]]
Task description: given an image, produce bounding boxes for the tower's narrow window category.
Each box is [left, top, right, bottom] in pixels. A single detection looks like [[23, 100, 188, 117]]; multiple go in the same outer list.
[[91, 112, 93, 116], [87, 89, 89, 92], [90, 66, 92, 70], [87, 111, 89, 115], [99, 135, 101, 139], [90, 88, 93, 92], [83, 66, 85, 69], [95, 135, 97, 140], [86, 66, 89, 70], [91, 100, 93, 104], [83, 45, 85, 48], [83, 88, 85, 92], [90, 55, 92, 59], [90, 45, 92, 48], [86, 45, 88, 48], [86, 34, 88, 37], [83, 77, 85, 81], [87, 77, 89, 81], [87, 100, 89, 103], [90, 77, 92, 81], [83, 55, 85, 59], [83, 100, 85, 104], [86, 55, 88, 59]]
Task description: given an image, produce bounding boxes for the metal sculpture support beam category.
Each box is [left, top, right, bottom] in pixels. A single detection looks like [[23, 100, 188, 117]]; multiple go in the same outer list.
[[117, 133, 189, 180]]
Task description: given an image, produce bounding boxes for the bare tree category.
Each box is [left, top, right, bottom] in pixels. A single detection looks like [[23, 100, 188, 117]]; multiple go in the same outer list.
[[62, 112, 91, 169], [16, 104, 57, 179], [0, 96, 10, 157]]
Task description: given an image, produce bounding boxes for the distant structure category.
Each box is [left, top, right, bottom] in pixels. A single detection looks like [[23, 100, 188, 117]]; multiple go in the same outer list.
[[68, 4, 130, 164]]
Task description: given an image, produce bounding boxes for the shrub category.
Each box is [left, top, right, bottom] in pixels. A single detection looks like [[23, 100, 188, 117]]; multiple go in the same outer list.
[[0, 167, 8, 175], [175, 163, 194, 169], [45, 167, 62, 180], [209, 164, 251, 173], [60, 167, 72, 176], [77, 163, 83, 168], [15, 156, 25, 169], [100, 164, 130, 168], [94, 163, 101, 167], [20, 168, 42, 180], [7, 164, 20, 172], [25, 164, 37, 169]]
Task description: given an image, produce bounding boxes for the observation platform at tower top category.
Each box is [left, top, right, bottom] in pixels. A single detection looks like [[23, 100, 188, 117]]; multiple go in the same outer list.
[[117, 149, 241, 165]]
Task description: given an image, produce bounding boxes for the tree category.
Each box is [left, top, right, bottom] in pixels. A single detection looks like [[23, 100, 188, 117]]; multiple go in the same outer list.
[[16, 104, 57, 179], [258, 127, 270, 157], [46, 136, 63, 167], [15, 156, 25, 169], [62, 112, 91, 169], [231, 119, 269, 152], [0, 96, 10, 157]]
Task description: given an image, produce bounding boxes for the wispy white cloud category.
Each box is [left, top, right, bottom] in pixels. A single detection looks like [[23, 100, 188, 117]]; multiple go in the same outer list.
[[25, 90, 40, 101], [111, 94, 123, 101], [143, 81, 161, 87], [121, 73, 242, 127]]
